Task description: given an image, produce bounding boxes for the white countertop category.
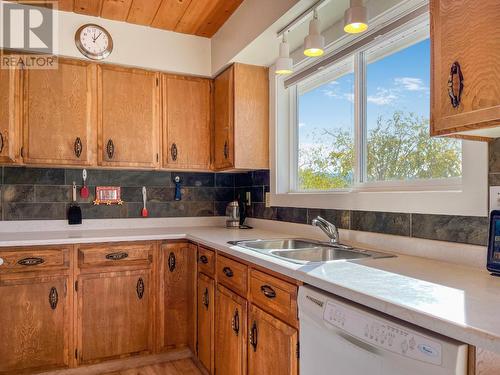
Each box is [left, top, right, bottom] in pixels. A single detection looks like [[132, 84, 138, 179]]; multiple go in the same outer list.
[[1, 221, 499, 354]]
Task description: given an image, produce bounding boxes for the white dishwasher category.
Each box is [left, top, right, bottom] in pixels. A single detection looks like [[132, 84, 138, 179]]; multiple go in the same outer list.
[[298, 286, 468, 375]]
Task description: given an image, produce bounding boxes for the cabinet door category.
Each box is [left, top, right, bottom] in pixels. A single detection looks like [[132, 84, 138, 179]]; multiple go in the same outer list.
[[77, 269, 152, 364], [197, 273, 215, 374], [0, 275, 70, 373], [98, 65, 160, 168], [23, 58, 97, 165], [0, 63, 22, 164], [213, 66, 234, 170], [431, 0, 500, 136], [162, 75, 211, 170], [215, 284, 247, 375], [248, 305, 298, 375], [159, 242, 196, 351]]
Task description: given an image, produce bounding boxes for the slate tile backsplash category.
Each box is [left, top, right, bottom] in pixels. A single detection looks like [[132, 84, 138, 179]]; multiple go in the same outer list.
[[0, 167, 234, 221]]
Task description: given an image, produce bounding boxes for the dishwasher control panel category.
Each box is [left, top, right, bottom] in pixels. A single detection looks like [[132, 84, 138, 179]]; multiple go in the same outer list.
[[323, 301, 443, 366]]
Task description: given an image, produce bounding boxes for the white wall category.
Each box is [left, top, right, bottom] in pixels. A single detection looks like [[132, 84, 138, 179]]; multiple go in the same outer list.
[[0, 0, 212, 76]]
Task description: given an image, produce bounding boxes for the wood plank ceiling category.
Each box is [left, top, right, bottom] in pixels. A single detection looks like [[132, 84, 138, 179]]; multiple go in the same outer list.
[[12, 0, 244, 37]]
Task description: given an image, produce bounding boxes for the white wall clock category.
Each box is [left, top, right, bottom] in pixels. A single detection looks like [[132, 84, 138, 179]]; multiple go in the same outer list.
[[75, 24, 113, 60]]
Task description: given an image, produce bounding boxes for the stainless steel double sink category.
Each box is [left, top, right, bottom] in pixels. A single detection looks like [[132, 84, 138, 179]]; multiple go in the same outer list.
[[228, 239, 395, 265]]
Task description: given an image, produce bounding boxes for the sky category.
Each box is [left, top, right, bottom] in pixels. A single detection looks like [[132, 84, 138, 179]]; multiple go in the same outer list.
[[298, 38, 431, 143]]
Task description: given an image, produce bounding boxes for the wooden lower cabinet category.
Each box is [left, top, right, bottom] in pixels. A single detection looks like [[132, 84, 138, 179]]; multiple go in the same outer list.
[[159, 242, 196, 352], [197, 273, 215, 374], [248, 305, 298, 375], [0, 274, 70, 374], [215, 284, 247, 375], [77, 269, 153, 364]]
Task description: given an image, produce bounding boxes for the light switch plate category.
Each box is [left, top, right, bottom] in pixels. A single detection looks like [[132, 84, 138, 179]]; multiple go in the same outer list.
[[490, 186, 500, 211], [246, 191, 251, 206], [265, 192, 271, 208]]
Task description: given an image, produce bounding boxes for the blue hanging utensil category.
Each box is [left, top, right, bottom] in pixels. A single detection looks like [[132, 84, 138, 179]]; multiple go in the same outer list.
[[174, 176, 182, 201]]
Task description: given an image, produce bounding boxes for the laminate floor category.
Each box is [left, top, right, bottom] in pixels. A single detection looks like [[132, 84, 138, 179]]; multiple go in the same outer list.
[[104, 359, 202, 375]]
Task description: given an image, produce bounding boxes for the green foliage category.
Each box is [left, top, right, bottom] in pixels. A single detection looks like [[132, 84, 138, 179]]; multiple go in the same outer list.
[[298, 111, 462, 190]]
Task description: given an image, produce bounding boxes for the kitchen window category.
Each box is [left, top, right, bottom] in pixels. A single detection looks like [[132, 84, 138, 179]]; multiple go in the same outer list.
[[271, 12, 487, 216]]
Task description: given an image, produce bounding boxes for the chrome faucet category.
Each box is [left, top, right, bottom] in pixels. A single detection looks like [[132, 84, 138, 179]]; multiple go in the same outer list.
[[311, 216, 339, 244]]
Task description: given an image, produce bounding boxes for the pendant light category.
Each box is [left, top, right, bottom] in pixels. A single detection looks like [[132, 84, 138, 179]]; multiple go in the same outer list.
[[275, 32, 293, 75], [303, 9, 324, 57], [344, 0, 368, 34]]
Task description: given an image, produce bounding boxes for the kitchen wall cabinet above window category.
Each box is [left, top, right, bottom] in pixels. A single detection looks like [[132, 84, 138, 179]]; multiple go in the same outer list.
[[23, 58, 97, 166], [162, 75, 212, 171], [430, 0, 500, 139], [0, 63, 22, 164], [97, 65, 161, 169], [214, 64, 269, 171]]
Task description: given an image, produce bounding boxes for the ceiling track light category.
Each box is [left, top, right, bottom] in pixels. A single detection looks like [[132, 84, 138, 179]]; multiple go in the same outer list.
[[344, 0, 368, 34], [304, 8, 325, 57], [275, 32, 293, 75]]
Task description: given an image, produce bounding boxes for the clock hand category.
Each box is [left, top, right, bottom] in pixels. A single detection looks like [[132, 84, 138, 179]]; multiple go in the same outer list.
[[95, 32, 103, 41]]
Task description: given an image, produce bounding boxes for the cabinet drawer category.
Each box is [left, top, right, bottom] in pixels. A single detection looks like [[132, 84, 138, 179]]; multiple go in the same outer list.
[[249, 269, 298, 326], [197, 246, 215, 277], [0, 247, 70, 273], [216, 254, 248, 296], [78, 242, 153, 268]]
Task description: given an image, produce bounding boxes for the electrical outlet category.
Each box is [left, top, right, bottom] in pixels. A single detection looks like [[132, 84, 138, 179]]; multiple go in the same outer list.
[[246, 191, 251, 206], [265, 192, 271, 208], [490, 186, 500, 211]]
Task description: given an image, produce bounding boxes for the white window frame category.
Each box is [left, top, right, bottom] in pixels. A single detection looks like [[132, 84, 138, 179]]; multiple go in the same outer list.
[[270, 11, 488, 217]]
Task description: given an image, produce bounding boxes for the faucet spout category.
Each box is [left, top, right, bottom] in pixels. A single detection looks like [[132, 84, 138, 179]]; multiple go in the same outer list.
[[311, 216, 339, 244]]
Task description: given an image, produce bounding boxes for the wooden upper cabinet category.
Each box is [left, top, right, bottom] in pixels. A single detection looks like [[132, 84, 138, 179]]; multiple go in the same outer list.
[[162, 75, 211, 170], [213, 63, 269, 170], [215, 285, 247, 375], [248, 305, 298, 375], [23, 58, 97, 165], [430, 0, 500, 138], [0, 64, 22, 164], [77, 269, 153, 364], [98, 65, 160, 168], [159, 242, 196, 352], [0, 275, 70, 374]]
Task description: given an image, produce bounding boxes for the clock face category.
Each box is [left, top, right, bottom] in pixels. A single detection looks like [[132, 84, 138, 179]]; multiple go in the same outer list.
[[75, 24, 113, 60]]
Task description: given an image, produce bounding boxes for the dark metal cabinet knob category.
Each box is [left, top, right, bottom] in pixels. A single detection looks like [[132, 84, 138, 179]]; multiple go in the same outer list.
[[106, 139, 114, 159], [199, 255, 208, 264], [136, 278, 145, 299], [49, 287, 58, 310], [448, 61, 464, 108], [168, 252, 176, 272], [260, 285, 276, 299], [231, 309, 240, 336], [171, 143, 178, 161], [222, 267, 233, 278], [74, 137, 83, 158]]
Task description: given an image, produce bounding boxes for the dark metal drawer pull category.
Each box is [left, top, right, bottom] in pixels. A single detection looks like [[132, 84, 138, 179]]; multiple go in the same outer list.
[[168, 252, 176, 272], [106, 139, 114, 159], [105, 252, 128, 261], [18, 257, 45, 266], [199, 255, 208, 264], [231, 308, 240, 336], [223, 141, 229, 159], [49, 287, 58, 310], [249, 321, 258, 352], [202, 287, 209, 309], [0, 132, 4, 153], [136, 278, 145, 299], [74, 137, 82, 158], [448, 61, 464, 108], [260, 285, 277, 299], [222, 267, 233, 278]]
